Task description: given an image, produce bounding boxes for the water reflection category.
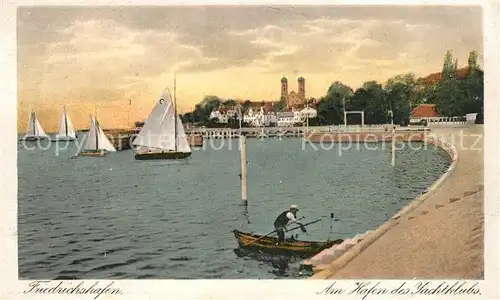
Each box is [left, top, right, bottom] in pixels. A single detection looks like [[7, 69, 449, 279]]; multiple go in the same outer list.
[[233, 248, 299, 277], [241, 203, 251, 224]]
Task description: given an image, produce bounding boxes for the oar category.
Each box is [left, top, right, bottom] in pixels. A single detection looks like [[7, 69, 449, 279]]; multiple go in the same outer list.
[[242, 217, 305, 247], [286, 218, 322, 233]]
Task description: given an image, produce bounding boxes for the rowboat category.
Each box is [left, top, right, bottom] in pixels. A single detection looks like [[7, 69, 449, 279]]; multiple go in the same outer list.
[[233, 230, 343, 257]]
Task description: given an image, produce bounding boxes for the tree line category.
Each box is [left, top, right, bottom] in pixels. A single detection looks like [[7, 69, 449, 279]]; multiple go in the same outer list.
[[314, 50, 483, 126], [179, 50, 483, 126]]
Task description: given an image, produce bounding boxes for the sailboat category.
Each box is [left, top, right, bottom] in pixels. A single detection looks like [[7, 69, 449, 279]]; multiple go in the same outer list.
[[52, 106, 76, 142], [20, 111, 49, 141], [76, 116, 116, 157], [132, 79, 191, 160]]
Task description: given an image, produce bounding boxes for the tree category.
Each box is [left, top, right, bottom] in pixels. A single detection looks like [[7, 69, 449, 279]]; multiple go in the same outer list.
[[385, 73, 416, 125], [327, 81, 353, 100], [434, 51, 483, 118], [242, 100, 252, 111], [200, 95, 221, 107], [223, 99, 237, 107], [434, 77, 465, 117], [460, 68, 484, 115], [181, 112, 195, 123], [442, 50, 455, 80], [190, 96, 222, 124], [413, 84, 438, 107], [316, 81, 353, 125], [274, 97, 286, 112], [317, 95, 343, 125], [351, 81, 388, 124], [468, 51, 479, 70]]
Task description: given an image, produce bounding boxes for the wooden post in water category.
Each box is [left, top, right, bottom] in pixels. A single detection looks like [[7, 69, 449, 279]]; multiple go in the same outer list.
[[240, 134, 248, 203], [391, 126, 396, 167]]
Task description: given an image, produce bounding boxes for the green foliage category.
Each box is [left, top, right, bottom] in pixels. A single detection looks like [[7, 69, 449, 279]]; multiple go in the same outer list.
[[316, 81, 353, 125], [274, 97, 287, 112], [223, 99, 238, 107], [468, 51, 478, 70], [344, 81, 389, 124], [385, 73, 416, 125], [434, 68, 483, 117], [442, 50, 455, 79], [242, 100, 252, 111], [180, 95, 222, 125]]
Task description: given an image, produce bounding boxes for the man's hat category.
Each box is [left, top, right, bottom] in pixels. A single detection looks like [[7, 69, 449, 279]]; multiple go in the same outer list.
[[290, 205, 299, 211]]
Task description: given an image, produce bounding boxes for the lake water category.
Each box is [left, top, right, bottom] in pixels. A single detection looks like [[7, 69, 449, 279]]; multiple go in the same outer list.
[[18, 137, 450, 279]]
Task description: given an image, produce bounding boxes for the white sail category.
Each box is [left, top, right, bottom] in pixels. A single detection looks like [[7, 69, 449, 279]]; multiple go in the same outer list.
[[56, 108, 76, 139], [95, 119, 116, 152], [175, 114, 191, 153], [133, 91, 190, 152], [83, 116, 116, 152], [24, 111, 48, 138], [83, 116, 98, 150], [26, 113, 36, 135]]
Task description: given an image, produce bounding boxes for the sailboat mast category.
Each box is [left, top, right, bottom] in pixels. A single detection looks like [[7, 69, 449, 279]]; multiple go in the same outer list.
[[64, 107, 68, 137], [32, 112, 37, 136], [94, 106, 98, 150], [174, 73, 178, 152], [95, 117, 99, 150]]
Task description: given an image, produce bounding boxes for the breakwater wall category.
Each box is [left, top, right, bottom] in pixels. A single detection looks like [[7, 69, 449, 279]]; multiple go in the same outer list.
[[89, 129, 204, 150], [305, 131, 427, 143], [304, 132, 459, 278], [185, 126, 430, 140]]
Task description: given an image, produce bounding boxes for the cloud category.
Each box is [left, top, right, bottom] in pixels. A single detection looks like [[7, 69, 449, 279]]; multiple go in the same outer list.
[[31, 18, 232, 91], [17, 6, 483, 130], [46, 20, 147, 65]]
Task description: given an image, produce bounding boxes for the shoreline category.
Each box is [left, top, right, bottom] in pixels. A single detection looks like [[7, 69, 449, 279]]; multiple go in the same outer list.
[[309, 125, 483, 279]]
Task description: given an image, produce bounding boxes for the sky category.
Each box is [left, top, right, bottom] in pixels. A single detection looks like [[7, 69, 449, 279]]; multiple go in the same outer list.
[[17, 5, 483, 132]]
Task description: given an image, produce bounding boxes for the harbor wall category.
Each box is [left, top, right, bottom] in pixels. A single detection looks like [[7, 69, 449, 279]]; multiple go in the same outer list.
[[101, 129, 204, 150], [306, 128, 468, 278], [304, 132, 427, 143]]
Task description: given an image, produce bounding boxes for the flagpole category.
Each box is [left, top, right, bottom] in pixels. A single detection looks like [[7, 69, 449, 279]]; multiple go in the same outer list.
[[128, 99, 131, 128]]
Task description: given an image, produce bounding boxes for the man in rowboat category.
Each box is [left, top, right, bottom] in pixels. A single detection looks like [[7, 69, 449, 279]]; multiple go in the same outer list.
[[274, 205, 303, 244]]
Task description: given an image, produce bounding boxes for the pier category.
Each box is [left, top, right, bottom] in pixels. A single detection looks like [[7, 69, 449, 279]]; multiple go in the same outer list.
[[185, 125, 431, 139], [103, 129, 135, 151], [93, 123, 455, 150]]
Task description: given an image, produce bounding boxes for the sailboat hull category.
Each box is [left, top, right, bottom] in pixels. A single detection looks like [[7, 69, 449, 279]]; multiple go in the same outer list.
[[19, 136, 48, 142], [77, 150, 108, 157], [51, 137, 76, 142], [134, 151, 191, 160]]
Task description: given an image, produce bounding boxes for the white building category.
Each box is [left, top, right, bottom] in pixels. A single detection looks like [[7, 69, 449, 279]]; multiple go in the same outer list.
[[209, 107, 238, 124], [242, 107, 277, 127], [275, 107, 316, 127], [466, 113, 478, 124], [243, 108, 256, 124], [209, 110, 222, 120], [211, 105, 316, 127], [276, 111, 297, 127]]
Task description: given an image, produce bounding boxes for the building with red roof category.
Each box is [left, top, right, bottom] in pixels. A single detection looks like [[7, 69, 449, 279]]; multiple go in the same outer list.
[[411, 104, 438, 118]]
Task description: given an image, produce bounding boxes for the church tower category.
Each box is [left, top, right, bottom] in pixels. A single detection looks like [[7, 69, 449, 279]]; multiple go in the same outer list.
[[298, 77, 305, 101], [281, 76, 288, 102]]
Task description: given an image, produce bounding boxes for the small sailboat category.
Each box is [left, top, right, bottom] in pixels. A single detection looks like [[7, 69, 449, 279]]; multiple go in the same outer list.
[[52, 106, 76, 142], [77, 116, 116, 157], [132, 80, 191, 160], [20, 111, 49, 141]]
